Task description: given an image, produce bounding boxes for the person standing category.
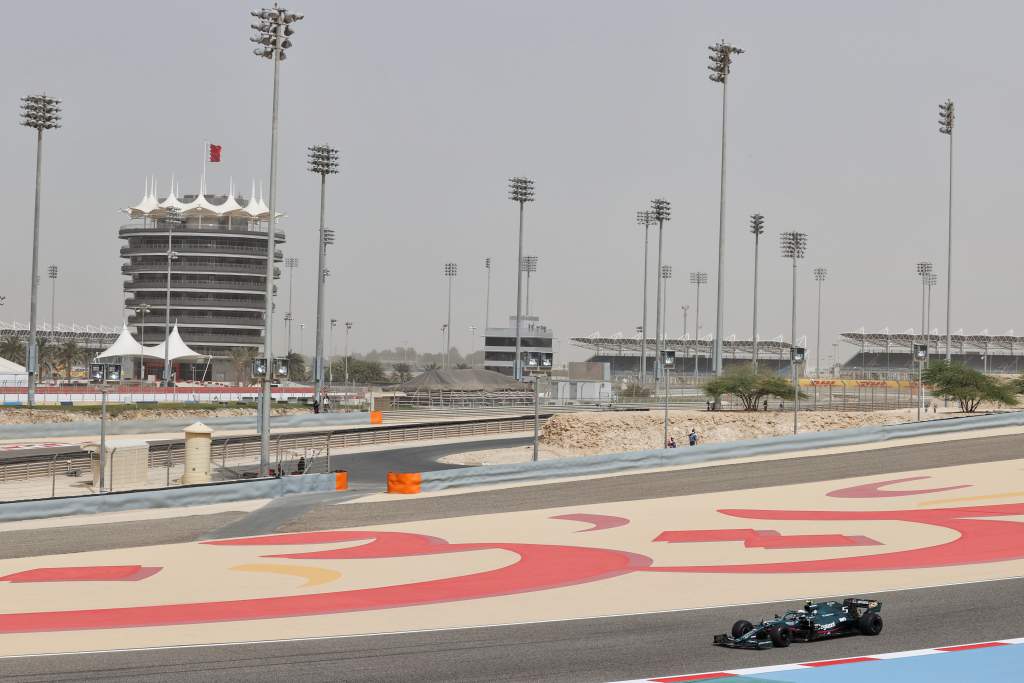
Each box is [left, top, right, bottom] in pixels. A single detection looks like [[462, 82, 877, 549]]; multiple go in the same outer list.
[[688, 429, 699, 446]]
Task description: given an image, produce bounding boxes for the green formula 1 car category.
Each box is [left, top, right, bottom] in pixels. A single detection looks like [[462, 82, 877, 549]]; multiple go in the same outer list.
[[713, 598, 883, 649]]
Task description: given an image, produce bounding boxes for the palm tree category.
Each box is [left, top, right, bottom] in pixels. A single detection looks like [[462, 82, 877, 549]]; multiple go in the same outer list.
[[286, 351, 308, 382], [55, 341, 86, 381], [0, 336, 25, 365], [229, 347, 258, 386], [34, 337, 59, 381]]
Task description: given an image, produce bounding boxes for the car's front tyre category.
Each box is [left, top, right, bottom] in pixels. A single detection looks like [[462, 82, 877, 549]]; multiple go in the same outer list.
[[731, 620, 754, 638]]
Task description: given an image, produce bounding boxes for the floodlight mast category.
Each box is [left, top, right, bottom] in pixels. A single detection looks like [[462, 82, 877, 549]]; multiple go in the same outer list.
[[660, 264, 673, 341], [47, 265, 58, 332], [708, 40, 744, 396], [939, 100, 955, 363], [916, 261, 933, 359], [690, 271, 708, 378], [162, 207, 183, 386], [284, 257, 299, 352], [508, 177, 535, 380], [443, 263, 457, 368], [750, 213, 765, 369], [780, 231, 807, 434], [20, 93, 61, 406], [308, 143, 339, 409], [651, 199, 671, 384], [520, 255, 538, 315], [250, 4, 303, 476], [637, 210, 655, 385], [813, 267, 827, 377]]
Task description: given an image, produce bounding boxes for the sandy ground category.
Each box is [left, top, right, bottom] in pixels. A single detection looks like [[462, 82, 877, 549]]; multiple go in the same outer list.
[[441, 407, 964, 466]]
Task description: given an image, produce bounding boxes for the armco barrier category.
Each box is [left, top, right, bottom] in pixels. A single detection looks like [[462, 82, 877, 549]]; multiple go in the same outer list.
[[0, 472, 347, 524], [0, 410, 372, 441], [411, 411, 1024, 493]]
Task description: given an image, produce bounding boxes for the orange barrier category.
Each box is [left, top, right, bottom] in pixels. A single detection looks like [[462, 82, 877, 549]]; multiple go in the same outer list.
[[387, 471, 422, 494], [370, 410, 383, 424], [334, 471, 349, 491]]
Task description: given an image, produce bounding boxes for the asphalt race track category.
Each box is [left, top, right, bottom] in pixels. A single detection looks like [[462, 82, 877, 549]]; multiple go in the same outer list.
[[2, 432, 1024, 681], [2, 576, 1021, 682]]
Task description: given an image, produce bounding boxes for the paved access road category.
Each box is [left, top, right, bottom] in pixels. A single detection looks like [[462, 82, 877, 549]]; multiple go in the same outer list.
[[2, 577, 1021, 682]]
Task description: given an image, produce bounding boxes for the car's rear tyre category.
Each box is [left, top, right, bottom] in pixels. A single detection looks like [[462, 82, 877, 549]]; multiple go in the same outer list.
[[858, 612, 883, 636], [769, 626, 792, 648], [731, 620, 754, 638]]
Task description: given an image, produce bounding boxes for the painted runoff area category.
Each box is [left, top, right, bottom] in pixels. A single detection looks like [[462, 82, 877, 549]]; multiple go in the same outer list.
[[2, 458, 1024, 657], [618, 639, 1024, 682]]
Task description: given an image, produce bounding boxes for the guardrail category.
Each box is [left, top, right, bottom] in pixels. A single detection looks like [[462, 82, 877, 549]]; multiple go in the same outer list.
[[0, 414, 550, 487]]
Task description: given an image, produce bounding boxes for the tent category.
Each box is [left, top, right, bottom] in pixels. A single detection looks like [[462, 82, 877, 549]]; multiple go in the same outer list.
[[96, 323, 145, 359], [143, 324, 206, 360], [0, 356, 27, 387]]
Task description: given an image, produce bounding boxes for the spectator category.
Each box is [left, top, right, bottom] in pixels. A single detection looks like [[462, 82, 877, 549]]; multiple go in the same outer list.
[[688, 429, 699, 446], [297, 456, 306, 473], [763, 399, 769, 412], [666, 436, 677, 448], [779, 400, 784, 411], [312, 399, 320, 414]]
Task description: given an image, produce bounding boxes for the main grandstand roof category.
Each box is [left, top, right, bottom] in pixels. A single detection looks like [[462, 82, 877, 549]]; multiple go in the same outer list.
[[841, 330, 1024, 352], [570, 334, 795, 356]]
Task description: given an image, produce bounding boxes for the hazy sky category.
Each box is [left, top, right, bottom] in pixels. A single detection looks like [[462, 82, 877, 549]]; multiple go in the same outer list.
[[2, 0, 1022, 365]]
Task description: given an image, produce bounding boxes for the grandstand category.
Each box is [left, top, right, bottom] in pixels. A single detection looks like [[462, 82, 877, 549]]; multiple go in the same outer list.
[[841, 330, 1024, 378], [569, 334, 797, 378], [0, 321, 119, 356]]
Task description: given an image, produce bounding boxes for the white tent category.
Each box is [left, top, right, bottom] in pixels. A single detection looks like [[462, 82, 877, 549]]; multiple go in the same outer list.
[[0, 356, 27, 387], [96, 324, 145, 359], [144, 324, 206, 361]]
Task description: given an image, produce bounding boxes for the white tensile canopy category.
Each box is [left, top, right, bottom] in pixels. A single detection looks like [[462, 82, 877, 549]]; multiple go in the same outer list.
[[96, 324, 146, 359], [0, 355, 27, 386], [143, 324, 206, 361]]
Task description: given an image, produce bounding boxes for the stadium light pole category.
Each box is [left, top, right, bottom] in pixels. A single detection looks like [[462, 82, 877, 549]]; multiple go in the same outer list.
[[508, 177, 535, 380], [20, 93, 61, 406], [344, 321, 352, 385], [708, 40, 744, 385], [637, 210, 655, 385], [939, 100, 955, 362], [484, 257, 492, 331], [651, 199, 671, 385], [781, 231, 807, 435], [133, 303, 151, 381], [162, 207, 182, 387], [520, 255, 538, 316], [690, 272, 707, 379], [814, 268, 827, 378], [661, 265, 673, 341], [283, 257, 298, 353], [251, 3, 303, 476], [926, 272, 937, 361], [329, 318, 337, 384], [750, 214, 765, 370], [444, 263, 457, 368], [916, 261, 932, 417], [308, 143, 339, 409], [47, 265, 58, 332]]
